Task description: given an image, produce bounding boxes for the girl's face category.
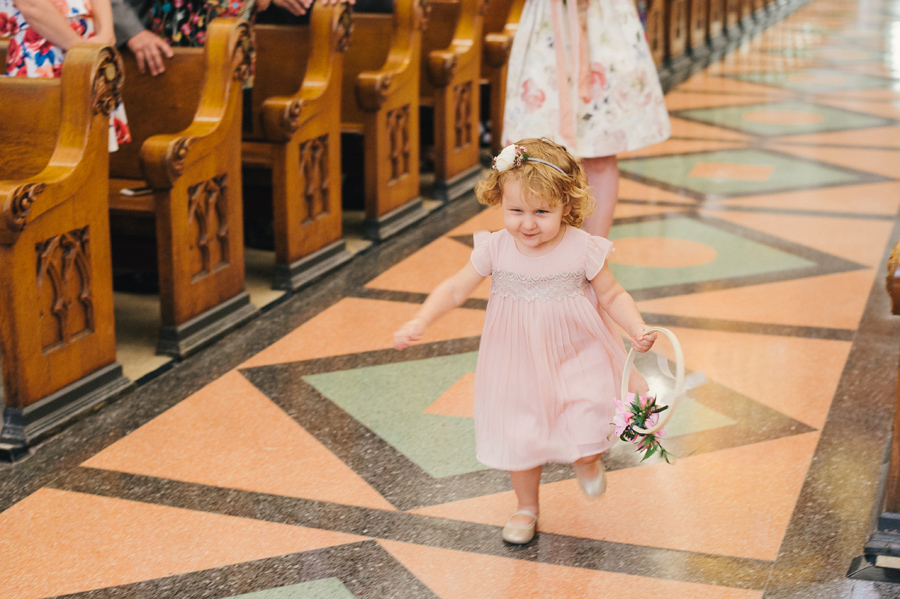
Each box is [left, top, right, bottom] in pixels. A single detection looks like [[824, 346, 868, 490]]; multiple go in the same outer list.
[[501, 178, 570, 254]]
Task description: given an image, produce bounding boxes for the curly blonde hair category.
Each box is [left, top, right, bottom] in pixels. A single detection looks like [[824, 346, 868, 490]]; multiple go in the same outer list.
[[475, 137, 594, 227]]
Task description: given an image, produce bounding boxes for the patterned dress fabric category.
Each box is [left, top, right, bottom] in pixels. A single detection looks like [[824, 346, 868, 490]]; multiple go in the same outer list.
[[470, 226, 647, 471], [502, 0, 670, 158], [149, 0, 249, 46], [0, 0, 131, 150]]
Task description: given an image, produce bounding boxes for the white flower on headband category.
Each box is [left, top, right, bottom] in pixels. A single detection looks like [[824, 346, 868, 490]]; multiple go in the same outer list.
[[493, 144, 528, 172], [492, 143, 568, 175]]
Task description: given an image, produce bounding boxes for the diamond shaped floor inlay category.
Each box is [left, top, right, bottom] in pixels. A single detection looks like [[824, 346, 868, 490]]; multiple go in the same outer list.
[[674, 100, 897, 137], [619, 148, 884, 198]]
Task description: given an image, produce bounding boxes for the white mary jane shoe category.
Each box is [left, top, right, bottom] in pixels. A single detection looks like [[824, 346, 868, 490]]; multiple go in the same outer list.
[[575, 461, 607, 499], [502, 509, 538, 545]]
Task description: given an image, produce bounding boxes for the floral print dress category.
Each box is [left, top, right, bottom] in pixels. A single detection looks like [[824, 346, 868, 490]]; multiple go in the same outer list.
[[503, 0, 670, 158], [149, 0, 250, 47], [0, 0, 131, 150]]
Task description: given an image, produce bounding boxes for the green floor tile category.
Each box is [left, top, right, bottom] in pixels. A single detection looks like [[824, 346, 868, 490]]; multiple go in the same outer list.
[[305, 347, 739, 477], [619, 148, 869, 197], [608, 216, 815, 291], [304, 353, 484, 478], [223, 579, 355, 599], [675, 101, 894, 137], [727, 68, 894, 93]]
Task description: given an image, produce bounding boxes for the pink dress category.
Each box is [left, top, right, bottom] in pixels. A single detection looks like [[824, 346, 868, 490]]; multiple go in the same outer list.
[[471, 225, 646, 471]]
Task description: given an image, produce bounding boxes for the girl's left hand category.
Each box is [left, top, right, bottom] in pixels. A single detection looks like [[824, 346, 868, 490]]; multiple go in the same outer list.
[[631, 326, 656, 353]]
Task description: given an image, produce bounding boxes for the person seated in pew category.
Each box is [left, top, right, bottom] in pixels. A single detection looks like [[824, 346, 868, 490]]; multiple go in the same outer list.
[[112, 0, 350, 77], [1, 0, 132, 150]]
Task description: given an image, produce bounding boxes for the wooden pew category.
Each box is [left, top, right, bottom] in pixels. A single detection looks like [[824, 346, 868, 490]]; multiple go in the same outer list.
[[645, 0, 666, 69], [342, 0, 429, 241], [687, 0, 710, 66], [724, 0, 741, 41], [243, 4, 354, 291], [707, 0, 727, 56], [109, 18, 258, 358], [0, 44, 131, 460], [480, 0, 524, 154], [665, 0, 691, 81], [420, 0, 485, 202]]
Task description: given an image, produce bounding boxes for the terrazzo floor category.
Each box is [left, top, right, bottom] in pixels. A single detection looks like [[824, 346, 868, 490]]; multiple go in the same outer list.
[[4, 0, 900, 596]]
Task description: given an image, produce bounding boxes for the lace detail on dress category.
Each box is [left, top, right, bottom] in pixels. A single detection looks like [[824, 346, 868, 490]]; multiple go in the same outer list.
[[491, 269, 590, 302]]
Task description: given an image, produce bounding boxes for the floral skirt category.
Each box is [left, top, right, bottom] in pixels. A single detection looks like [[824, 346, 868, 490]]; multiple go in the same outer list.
[[3, 8, 131, 151], [149, 0, 248, 46]]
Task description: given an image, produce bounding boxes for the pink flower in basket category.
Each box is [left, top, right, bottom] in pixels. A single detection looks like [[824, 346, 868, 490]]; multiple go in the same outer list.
[[614, 392, 672, 462]]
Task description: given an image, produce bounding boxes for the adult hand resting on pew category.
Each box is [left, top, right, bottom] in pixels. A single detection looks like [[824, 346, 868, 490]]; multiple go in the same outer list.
[[269, 0, 353, 18], [111, 0, 291, 77]]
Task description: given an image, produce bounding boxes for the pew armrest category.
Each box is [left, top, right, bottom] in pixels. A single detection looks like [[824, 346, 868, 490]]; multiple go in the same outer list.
[[260, 3, 352, 142], [0, 44, 122, 245], [356, 0, 426, 112], [426, 0, 483, 88], [140, 18, 254, 188]]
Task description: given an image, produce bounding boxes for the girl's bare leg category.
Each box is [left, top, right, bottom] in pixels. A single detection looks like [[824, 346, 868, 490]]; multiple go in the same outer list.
[[581, 155, 619, 237], [573, 452, 606, 497], [509, 466, 542, 525], [573, 453, 602, 478]]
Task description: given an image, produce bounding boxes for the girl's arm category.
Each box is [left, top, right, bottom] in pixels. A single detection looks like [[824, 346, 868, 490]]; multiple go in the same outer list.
[[590, 264, 656, 352], [12, 0, 86, 50], [394, 262, 486, 350]]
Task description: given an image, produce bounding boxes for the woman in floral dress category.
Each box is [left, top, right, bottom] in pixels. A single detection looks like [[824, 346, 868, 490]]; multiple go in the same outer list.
[[1, 0, 131, 150], [148, 0, 260, 47], [502, 0, 671, 236]]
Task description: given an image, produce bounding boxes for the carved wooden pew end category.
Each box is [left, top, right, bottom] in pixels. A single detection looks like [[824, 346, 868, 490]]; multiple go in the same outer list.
[[341, 0, 429, 241], [242, 4, 355, 291], [420, 0, 485, 203], [0, 45, 133, 460], [109, 19, 259, 358]]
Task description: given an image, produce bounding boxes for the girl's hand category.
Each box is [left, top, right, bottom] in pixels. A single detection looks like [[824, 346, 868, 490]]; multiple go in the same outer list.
[[631, 326, 656, 353], [394, 318, 425, 350]]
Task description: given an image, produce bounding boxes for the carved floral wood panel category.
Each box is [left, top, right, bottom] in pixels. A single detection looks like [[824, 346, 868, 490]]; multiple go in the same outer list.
[[35, 227, 93, 354], [300, 134, 330, 224], [187, 174, 230, 282], [387, 105, 411, 182], [453, 81, 473, 151]]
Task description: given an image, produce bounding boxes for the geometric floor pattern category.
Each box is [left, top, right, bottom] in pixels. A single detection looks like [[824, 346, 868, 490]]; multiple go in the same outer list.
[[3, 0, 900, 597]]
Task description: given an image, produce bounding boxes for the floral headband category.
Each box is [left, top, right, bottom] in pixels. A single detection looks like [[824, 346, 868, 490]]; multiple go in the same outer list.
[[492, 144, 567, 176]]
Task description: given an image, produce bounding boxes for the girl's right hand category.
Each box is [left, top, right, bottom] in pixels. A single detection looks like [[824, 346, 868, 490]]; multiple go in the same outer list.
[[394, 318, 425, 350]]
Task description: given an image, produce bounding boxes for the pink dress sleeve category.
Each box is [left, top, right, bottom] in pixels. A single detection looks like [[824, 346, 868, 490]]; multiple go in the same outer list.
[[585, 236, 614, 280], [470, 231, 493, 277]]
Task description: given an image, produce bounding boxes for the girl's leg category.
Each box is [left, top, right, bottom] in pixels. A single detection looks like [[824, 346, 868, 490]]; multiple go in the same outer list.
[[581, 155, 619, 237], [509, 466, 542, 525], [573, 453, 606, 498], [573, 453, 602, 478]]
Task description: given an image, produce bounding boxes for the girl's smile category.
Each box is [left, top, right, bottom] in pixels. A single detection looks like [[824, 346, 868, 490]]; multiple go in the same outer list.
[[501, 178, 571, 256]]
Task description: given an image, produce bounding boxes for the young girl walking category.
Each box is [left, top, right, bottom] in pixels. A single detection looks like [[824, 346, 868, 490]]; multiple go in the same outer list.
[[502, 0, 671, 237], [394, 138, 656, 544]]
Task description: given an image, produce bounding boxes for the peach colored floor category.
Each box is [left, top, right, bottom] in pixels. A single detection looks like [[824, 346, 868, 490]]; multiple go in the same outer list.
[[2, 1, 899, 597]]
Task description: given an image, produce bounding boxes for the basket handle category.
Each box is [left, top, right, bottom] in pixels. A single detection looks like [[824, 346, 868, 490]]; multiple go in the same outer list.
[[620, 326, 684, 435]]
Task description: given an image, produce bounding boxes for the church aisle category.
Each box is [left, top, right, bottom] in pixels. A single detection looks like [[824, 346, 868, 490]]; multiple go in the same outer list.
[[3, 0, 900, 597]]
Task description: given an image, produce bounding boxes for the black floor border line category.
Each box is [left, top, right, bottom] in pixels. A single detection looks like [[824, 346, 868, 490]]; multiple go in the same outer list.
[[47, 467, 774, 593], [761, 213, 900, 594], [683, 203, 899, 220], [668, 135, 900, 154], [53, 541, 438, 599], [642, 313, 856, 341]]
